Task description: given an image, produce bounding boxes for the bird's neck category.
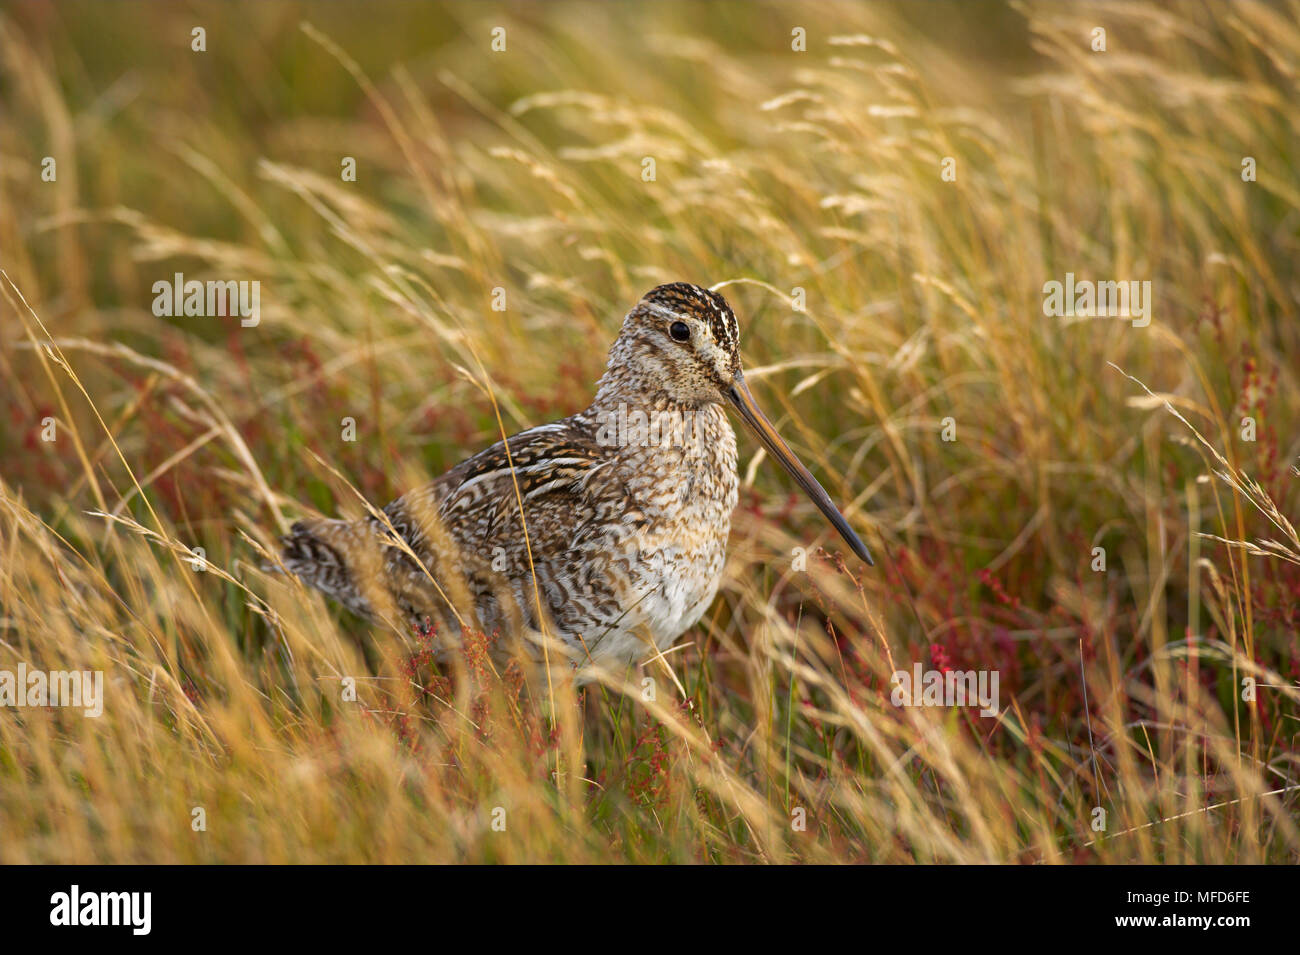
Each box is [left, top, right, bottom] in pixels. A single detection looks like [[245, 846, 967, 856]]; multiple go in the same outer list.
[[582, 376, 734, 468], [586, 336, 702, 416], [589, 367, 680, 415]]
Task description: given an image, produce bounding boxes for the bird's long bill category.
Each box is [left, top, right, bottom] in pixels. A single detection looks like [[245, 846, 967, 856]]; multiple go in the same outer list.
[[725, 372, 874, 566]]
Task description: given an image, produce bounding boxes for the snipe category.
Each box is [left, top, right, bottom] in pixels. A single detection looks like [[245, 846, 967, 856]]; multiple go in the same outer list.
[[279, 283, 872, 677]]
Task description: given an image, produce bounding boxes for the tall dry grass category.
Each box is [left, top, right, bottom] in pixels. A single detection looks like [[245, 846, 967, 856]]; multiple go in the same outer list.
[[0, 0, 1297, 862]]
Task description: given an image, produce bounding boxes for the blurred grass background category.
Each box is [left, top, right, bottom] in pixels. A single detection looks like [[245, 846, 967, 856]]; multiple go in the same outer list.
[[1, 0, 1298, 862]]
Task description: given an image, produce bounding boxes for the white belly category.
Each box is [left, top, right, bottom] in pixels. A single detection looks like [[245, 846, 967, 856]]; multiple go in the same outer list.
[[575, 503, 731, 672]]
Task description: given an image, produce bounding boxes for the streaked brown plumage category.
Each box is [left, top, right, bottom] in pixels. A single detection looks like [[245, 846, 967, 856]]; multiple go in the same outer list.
[[278, 283, 872, 678]]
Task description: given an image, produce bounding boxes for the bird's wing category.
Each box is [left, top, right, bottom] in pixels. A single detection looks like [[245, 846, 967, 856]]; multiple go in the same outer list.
[[378, 419, 616, 555]]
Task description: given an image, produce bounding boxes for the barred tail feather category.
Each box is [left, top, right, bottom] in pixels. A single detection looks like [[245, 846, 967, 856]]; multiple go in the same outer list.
[[279, 518, 376, 618]]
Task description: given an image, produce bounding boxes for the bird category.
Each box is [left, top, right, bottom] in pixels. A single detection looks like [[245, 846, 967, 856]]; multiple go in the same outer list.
[[277, 282, 872, 679]]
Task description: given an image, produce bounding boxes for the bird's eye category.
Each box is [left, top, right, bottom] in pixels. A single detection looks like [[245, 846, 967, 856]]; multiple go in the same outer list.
[[669, 321, 691, 343]]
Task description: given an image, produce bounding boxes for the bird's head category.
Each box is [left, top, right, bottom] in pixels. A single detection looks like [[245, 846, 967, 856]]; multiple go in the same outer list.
[[615, 282, 742, 403], [607, 282, 873, 566]]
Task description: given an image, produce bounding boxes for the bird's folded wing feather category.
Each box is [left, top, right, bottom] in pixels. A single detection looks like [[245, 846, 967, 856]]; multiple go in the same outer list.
[[380, 419, 615, 551]]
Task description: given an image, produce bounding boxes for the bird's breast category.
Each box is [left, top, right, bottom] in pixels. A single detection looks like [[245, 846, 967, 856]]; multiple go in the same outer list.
[[599, 403, 739, 652]]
